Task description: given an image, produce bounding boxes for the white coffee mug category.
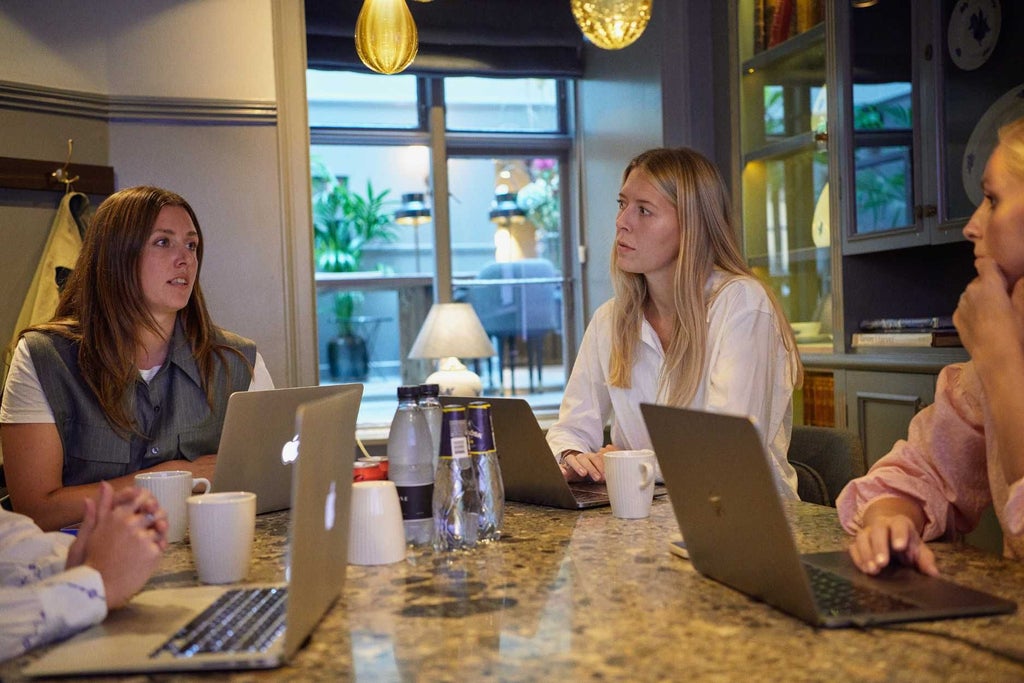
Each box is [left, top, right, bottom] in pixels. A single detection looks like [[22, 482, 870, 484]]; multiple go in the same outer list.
[[604, 450, 656, 519], [134, 470, 211, 543], [187, 491, 257, 584], [349, 481, 406, 565]]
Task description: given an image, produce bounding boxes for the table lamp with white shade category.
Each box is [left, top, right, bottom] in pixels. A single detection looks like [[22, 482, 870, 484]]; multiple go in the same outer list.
[[408, 302, 496, 397]]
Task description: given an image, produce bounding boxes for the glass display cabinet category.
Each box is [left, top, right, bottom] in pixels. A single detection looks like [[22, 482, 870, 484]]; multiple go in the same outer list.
[[735, 0, 832, 349]]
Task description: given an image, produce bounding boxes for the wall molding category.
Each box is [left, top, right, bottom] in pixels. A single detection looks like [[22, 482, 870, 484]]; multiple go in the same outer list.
[[0, 80, 277, 125]]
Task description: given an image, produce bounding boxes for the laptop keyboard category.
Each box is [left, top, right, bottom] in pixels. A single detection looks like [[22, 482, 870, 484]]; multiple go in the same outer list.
[[150, 587, 287, 658], [568, 484, 609, 505], [804, 563, 916, 616]]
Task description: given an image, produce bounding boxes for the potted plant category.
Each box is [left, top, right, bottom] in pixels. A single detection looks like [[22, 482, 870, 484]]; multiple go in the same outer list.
[[311, 159, 397, 381]]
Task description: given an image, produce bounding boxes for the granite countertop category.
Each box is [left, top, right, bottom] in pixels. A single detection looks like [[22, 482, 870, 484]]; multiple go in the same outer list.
[[7, 500, 1024, 682]]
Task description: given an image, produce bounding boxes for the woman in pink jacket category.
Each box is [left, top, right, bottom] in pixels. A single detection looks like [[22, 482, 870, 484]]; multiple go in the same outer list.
[[837, 116, 1024, 575]]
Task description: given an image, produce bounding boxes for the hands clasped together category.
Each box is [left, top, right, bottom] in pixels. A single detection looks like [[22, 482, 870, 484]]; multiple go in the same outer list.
[[65, 482, 168, 609]]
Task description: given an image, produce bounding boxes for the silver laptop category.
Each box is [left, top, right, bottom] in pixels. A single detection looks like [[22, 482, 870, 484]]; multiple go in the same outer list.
[[442, 396, 664, 509], [641, 403, 1017, 628], [215, 384, 361, 513], [23, 387, 362, 676]]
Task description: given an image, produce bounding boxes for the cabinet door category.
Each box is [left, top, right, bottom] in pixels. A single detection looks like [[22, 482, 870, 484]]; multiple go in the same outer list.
[[841, 369, 936, 467], [839, 0, 926, 254]]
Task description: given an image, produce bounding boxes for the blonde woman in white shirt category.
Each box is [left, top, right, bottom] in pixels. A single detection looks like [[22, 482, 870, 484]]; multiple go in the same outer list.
[[546, 147, 803, 498]]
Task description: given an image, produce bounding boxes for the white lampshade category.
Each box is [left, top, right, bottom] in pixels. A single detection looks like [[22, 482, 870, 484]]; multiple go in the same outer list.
[[408, 303, 496, 397]]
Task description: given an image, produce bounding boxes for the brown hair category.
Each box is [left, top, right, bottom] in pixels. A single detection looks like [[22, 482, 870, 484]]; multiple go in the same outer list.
[[27, 185, 248, 435], [608, 148, 802, 405]]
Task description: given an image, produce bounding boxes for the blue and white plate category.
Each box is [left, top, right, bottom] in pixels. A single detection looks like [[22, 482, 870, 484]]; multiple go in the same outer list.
[[962, 84, 1024, 206], [948, 0, 1000, 71]]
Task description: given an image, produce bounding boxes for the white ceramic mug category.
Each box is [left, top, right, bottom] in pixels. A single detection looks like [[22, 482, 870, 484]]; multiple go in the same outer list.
[[134, 470, 211, 543], [187, 491, 257, 584], [349, 481, 406, 565], [604, 450, 656, 519]]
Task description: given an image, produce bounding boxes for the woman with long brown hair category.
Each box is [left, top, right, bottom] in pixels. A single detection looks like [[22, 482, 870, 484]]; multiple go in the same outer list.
[[1, 186, 273, 530], [546, 147, 802, 498]]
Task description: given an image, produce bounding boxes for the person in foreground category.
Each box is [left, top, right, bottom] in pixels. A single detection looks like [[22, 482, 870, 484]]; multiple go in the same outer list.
[[838, 117, 1024, 576], [546, 147, 803, 497], [0, 482, 167, 663], [1, 186, 274, 531]]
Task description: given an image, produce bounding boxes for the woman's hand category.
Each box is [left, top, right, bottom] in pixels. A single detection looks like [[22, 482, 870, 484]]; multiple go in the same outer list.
[[67, 482, 168, 609], [848, 498, 938, 577], [559, 444, 619, 482], [954, 257, 1024, 363]]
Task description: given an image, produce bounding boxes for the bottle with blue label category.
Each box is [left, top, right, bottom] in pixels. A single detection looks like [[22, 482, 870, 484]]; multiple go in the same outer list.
[[387, 385, 434, 547], [467, 401, 504, 542], [432, 405, 480, 551]]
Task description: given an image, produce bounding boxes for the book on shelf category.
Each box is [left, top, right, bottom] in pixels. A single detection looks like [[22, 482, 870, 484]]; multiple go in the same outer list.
[[859, 316, 954, 331], [851, 329, 962, 348]]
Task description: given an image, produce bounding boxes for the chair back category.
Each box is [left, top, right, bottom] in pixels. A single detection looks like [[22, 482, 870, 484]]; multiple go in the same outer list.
[[787, 425, 865, 507]]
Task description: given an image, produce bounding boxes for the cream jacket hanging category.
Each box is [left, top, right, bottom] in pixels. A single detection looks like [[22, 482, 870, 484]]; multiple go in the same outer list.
[[3, 192, 87, 387]]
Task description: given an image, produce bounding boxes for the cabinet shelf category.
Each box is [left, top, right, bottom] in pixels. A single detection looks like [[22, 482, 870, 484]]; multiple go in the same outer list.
[[742, 131, 820, 164], [743, 23, 825, 74], [747, 245, 828, 268]]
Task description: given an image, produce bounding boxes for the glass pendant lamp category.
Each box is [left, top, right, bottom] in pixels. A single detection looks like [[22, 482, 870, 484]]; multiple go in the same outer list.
[[570, 0, 653, 50], [355, 0, 419, 75]]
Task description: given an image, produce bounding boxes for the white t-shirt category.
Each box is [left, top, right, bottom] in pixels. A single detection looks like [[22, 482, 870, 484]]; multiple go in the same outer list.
[[546, 271, 800, 499], [0, 337, 274, 424]]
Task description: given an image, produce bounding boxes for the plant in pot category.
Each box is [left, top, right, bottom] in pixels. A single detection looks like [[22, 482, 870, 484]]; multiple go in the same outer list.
[[312, 160, 397, 381]]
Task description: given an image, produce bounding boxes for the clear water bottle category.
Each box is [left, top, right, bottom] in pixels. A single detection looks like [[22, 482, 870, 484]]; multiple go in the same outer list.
[[433, 405, 480, 552], [387, 385, 434, 547], [417, 383, 443, 472], [467, 401, 504, 542]]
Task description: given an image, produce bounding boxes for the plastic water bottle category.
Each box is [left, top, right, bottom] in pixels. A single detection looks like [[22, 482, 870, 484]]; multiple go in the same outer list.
[[432, 405, 480, 551], [467, 401, 504, 542], [387, 385, 434, 547], [418, 383, 443, 471]]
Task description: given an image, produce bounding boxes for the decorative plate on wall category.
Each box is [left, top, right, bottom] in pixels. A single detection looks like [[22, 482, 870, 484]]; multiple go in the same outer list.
[[962, 84, 1024, 206], [948, 0, 1001, 71]]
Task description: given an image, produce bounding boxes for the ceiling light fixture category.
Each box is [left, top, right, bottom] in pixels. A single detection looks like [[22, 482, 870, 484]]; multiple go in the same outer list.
[[355, 0, 419, 75], [570, 0, 653, 50]]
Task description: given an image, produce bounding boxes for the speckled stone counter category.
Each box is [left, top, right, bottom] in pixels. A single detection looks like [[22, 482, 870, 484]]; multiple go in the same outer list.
[[7, 500, 1024, 682]]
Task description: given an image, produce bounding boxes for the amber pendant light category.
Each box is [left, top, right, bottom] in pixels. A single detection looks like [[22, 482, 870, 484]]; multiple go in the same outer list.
[[570, 0, 653, 50], [355, 0, 419, 75]]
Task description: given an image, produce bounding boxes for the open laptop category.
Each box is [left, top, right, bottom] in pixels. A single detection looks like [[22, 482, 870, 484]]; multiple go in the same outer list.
[[214, 384, 361, 513], [641, 403, 1016, 628], [442, 396, 664, 509], [23, 388, 361, 676]]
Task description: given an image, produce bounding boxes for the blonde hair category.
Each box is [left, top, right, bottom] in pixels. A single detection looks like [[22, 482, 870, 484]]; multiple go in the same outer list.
[[608, 148, 802, 405], [998, 116, 1024, 181]]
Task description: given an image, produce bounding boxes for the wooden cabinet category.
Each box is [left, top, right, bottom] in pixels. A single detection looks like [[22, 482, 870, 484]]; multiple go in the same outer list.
[[834, 368, 936, 467]]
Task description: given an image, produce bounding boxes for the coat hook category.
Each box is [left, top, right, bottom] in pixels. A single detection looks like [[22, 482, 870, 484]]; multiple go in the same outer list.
[[52, 138, 79, 194]]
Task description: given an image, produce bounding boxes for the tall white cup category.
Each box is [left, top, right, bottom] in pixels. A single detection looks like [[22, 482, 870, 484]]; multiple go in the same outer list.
[[349, 481, 406, 565], [187, 491, 256, 584], [134, 470, 211, 543], [604, 450, 656, 519]]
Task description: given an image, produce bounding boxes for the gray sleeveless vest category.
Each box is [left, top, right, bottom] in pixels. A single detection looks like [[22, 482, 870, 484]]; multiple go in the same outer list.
[[25, 322, 257, 486]]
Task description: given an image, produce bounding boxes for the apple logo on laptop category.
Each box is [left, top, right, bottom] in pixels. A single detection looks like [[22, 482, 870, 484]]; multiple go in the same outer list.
[[280, 434, 300, 464], [324, 481, 337, 530]]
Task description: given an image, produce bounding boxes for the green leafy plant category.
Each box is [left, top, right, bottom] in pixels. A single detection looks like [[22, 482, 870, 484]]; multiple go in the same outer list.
[[311, 159, 397, 335]]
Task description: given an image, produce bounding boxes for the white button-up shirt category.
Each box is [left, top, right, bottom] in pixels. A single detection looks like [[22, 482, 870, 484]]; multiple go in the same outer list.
[[0, 510, 107, 662], [546, 271, 799, 499]]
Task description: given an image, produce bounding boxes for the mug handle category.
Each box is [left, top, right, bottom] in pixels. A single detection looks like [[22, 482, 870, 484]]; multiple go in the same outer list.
[[638, 462, 654, 489], [192, 477, 212, 494]]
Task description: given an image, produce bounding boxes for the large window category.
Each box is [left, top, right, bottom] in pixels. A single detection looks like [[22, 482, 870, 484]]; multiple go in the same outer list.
[[307, 72, 576, 426]]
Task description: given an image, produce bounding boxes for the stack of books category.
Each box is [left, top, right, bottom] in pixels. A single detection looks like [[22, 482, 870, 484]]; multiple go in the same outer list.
[[851, 316, 961, 349]]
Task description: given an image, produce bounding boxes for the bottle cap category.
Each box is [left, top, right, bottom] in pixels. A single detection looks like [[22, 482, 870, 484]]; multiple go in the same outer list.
[[419, 383, 440, 397], [397, 385, 419, 400]]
